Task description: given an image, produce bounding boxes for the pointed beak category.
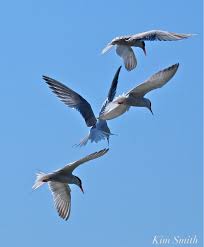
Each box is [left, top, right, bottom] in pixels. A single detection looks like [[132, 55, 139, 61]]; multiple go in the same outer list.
[[150, 108, 154, 115], [107, 138, 109, 146], [80, 185, 84, 194], [143, 47, 146, 56]]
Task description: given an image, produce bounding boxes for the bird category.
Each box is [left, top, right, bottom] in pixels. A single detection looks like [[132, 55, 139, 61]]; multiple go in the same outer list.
[[102, 30, 192, 71], [99, 63, 179, 120], [32, 148, 109, 221], [42, 66, 122, 146]]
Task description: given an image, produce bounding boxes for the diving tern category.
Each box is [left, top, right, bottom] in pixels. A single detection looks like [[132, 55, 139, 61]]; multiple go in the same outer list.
[[99, 63, 179, 120], [32, 148, 109, 220], [43, 66, 121, 146], [102, 30, 192, 71]]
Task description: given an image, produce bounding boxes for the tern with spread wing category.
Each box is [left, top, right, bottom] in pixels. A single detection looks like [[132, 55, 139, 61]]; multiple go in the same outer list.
[[43, 66, 121, 146], [32, 148, 109, 220], [99, 63, 179, 120], [102, 30, 192, 71]]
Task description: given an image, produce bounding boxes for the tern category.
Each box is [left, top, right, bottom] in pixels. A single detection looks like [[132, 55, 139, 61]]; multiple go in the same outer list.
[[102, 30, 192, 71], [99, 63, 179, 120], [43, 66, 122, 146], [32, 148, 109, 221]]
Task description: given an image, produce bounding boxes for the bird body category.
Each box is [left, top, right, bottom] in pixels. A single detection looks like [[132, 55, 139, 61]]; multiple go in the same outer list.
[[78, 119, 111, 146], [99, 63, 179, 120], [33, 149, 109, 220], [99, 94, 130, 120], [112, 36, 145, 47], [42, 172, 75, 184], [102, 30, 192, 71], [43, 66, 122, 146]]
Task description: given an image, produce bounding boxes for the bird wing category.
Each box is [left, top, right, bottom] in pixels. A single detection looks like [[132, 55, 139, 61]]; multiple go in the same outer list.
[[62, 148, 109, 173], [99, 66, 122, 115], [127, 63, 179, 97], [42, 76, 97, 127], [116, 45, 137, 71], [128, 30, 192, 42], [48, 181, 71, 221]]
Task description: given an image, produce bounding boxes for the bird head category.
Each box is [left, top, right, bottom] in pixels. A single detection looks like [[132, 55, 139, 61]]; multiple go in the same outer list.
[[75, 176, 84, 193]]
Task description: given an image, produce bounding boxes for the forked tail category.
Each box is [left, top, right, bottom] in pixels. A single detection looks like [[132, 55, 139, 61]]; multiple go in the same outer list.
[[75, 128, 112, 147], [32, 172, 47, 190], [101, 44, 114, 54]]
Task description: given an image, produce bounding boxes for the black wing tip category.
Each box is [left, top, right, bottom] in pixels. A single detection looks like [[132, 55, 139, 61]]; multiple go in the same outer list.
[[164, 63, 179, 73], [59, 213, 69, 221], [116, 65, 122, 74], [42, 75, 50, 80], [100, 148, 109, 154], [65, 215, 69, 221], [93, 148, 109, 157], [115, 65, 122, 76], [57, 207, 70, 221], [118, 65, 122, 71], [160, 63, 179, 78], [42, 75, 65, 90], [42, 75, 54, 85], [170, 63, 179, 70], [114, 66, 122, 79]]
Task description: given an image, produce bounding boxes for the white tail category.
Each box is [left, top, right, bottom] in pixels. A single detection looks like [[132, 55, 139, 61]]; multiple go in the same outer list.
[[74, 127, 111, 147], [32, 172, 47, 190], [78, 133, 90, 147], [101, 44, 114, 54]]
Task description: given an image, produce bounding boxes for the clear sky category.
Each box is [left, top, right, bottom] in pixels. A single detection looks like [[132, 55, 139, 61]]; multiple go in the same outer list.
[[0, 0, 202, 246]]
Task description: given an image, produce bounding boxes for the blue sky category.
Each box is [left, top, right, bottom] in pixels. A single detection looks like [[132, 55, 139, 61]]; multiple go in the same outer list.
[[0, 0, 202, 246]]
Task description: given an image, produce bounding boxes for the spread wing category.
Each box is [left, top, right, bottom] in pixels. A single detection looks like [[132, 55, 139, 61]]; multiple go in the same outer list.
[[48, 182, 71, 221], [99, 66, 122, 115], [116, 45, 137, 71], [43, 76, 97, 127], [62, 148, 109, 173], [128, 30, 192, 42], [128, 63, 179, 97]]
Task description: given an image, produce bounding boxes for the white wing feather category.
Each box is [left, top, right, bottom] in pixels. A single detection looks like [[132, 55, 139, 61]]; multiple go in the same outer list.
[[48, 182, 71, 221], [128, 63, 179, 97], [116, 45, 137, 71]]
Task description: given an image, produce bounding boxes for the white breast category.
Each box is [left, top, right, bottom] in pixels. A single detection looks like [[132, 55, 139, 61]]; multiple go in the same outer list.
[[99, 96, 130, 120]]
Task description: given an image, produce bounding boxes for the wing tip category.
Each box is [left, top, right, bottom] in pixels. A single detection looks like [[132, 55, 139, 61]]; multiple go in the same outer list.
[[114, 65, 122, 79], [100, 148, 109, 155], [42, 75, 49, 80], [125, 62, 137, 71], [42, 75, 53, 85], [118, 65, 122, 71], [161, 63, 179, 79], [93, 148, 109, 158], [170, 63, 179, 71], [184, 33, 196, 37]]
